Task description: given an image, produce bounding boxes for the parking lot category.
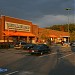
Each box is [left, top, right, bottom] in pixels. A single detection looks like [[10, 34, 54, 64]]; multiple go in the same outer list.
[[0, 45, 75, 75]]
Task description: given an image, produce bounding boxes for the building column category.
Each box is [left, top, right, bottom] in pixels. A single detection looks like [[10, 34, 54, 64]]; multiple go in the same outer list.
[[27, 36, 29, 43], [17, 36, 20, 41]]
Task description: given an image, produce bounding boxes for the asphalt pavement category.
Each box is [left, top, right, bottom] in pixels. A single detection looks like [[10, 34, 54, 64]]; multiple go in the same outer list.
[[0, 45, 75, 75]]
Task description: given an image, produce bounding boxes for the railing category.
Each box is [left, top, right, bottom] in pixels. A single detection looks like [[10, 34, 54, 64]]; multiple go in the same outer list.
[[0, 42, 14, 49]]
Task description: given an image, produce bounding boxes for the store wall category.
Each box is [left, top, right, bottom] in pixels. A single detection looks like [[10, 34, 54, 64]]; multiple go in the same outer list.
[[32, 24, 39, 37], [0, 16, 5, 42], [0, 18, 2, 40], [32, 24, 39, 43], [0, 16, 34, 42]]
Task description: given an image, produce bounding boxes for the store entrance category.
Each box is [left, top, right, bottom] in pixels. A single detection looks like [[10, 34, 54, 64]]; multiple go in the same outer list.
[[12, 36, 35, 43]]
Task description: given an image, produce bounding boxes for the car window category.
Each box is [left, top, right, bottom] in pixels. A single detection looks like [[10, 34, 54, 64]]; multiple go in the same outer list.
[[15, 42, 26, 45], [21, 42, 26, 45], [15, 42, 20, 45], [33, 44, 48, 50], [72, 43, 75, 45], [33, 45, 41, 50]]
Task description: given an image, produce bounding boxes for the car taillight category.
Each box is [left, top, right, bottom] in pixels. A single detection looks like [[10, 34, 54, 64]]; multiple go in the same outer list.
[[29, 50, 33, 52]]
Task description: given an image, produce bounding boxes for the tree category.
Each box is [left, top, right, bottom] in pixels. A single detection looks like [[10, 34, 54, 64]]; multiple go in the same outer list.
[[70, 31, 75, 41], [45, 23, 75, 33]]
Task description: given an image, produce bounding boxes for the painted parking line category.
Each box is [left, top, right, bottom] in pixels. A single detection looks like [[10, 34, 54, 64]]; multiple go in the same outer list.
[[58, 53, 74, 60], [39, 52, 74, 58], [5, 71, 19, 75], [49, 52, 57, 55], [19, 71, 33, 75], [39, 52, 57, 58], [5, 71, 34, 75]]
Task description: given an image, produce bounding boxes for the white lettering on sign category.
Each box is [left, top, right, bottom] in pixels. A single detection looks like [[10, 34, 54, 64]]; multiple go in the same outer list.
[[5, 22, 31, 32]]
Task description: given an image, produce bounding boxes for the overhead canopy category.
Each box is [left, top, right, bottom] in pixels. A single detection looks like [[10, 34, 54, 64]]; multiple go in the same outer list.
[[48, 35, 57, 38], [2, 31, 35, 37]]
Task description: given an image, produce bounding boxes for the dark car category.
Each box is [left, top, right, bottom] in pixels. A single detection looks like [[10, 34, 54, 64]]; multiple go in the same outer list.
[[71, 42, 75, 52], [14, 41, 27, 49], [23, 43, 36, 50], [70, 41, 75, 46], [25, 44, 51, 55], [71, 42, 75, 47]]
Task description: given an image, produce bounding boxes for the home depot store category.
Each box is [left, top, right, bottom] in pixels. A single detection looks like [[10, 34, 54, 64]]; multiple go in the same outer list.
[[0, 16, 36, 43], [0, 15, 70, 43]]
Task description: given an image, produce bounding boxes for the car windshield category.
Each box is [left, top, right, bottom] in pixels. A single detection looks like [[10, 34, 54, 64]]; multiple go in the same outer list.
[[15, 42, 20, 45], [15, 42, 26, 45], [26, 44, 33, 46], [21, 42, 26, 45]]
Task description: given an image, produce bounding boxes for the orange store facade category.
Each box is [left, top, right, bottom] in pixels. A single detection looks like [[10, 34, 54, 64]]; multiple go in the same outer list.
[[0, 15, 70, 44], [38, 28, 70, 43], [0, 16, 37, 43]]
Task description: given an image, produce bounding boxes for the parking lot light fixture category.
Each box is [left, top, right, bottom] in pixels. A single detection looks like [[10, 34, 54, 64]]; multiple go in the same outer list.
[[65, 8, 71, 43]]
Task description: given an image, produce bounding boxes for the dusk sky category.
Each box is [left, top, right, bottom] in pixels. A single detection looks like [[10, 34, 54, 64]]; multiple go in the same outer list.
[[0, 0, 75, 27]]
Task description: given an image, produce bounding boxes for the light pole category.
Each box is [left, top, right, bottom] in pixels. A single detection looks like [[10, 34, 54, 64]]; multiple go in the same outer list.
[[66, 8, 71, 43]]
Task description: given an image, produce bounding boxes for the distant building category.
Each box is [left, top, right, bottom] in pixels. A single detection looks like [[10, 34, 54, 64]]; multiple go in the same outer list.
[[38, 28, 70, 43]]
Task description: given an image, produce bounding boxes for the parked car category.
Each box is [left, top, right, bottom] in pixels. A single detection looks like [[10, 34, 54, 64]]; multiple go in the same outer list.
[[71, 42, 75, 47], [14, 41, 27, 49], [70, 41, 75, 46], [24, 44, 51, 55], [23, 43, 36, 50], [70, 41, 75, 52]]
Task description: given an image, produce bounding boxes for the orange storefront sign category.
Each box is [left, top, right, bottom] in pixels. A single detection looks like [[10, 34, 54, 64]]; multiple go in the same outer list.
[[2, 31, 35, 37]]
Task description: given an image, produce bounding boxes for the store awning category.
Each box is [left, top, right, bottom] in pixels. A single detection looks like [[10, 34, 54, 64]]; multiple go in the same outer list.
[[2, 31, 35, 37], [48, 35, 57, 38]]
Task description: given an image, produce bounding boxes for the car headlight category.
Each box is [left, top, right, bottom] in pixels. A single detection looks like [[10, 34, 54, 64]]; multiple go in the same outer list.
[[32, 50, 34, 52]]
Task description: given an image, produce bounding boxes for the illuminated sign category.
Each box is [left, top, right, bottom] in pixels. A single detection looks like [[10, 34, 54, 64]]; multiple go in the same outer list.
[[5, 22, 31, 32]]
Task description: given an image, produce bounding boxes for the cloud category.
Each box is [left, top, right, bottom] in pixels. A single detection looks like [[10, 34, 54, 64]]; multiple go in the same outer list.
[[0, 0, 74, 27], [33, 15, 75, 27], [0, 0, 74, 15]]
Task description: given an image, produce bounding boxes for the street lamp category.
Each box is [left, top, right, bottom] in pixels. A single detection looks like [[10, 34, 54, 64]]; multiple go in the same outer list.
[[65, 8, 71, 43]]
